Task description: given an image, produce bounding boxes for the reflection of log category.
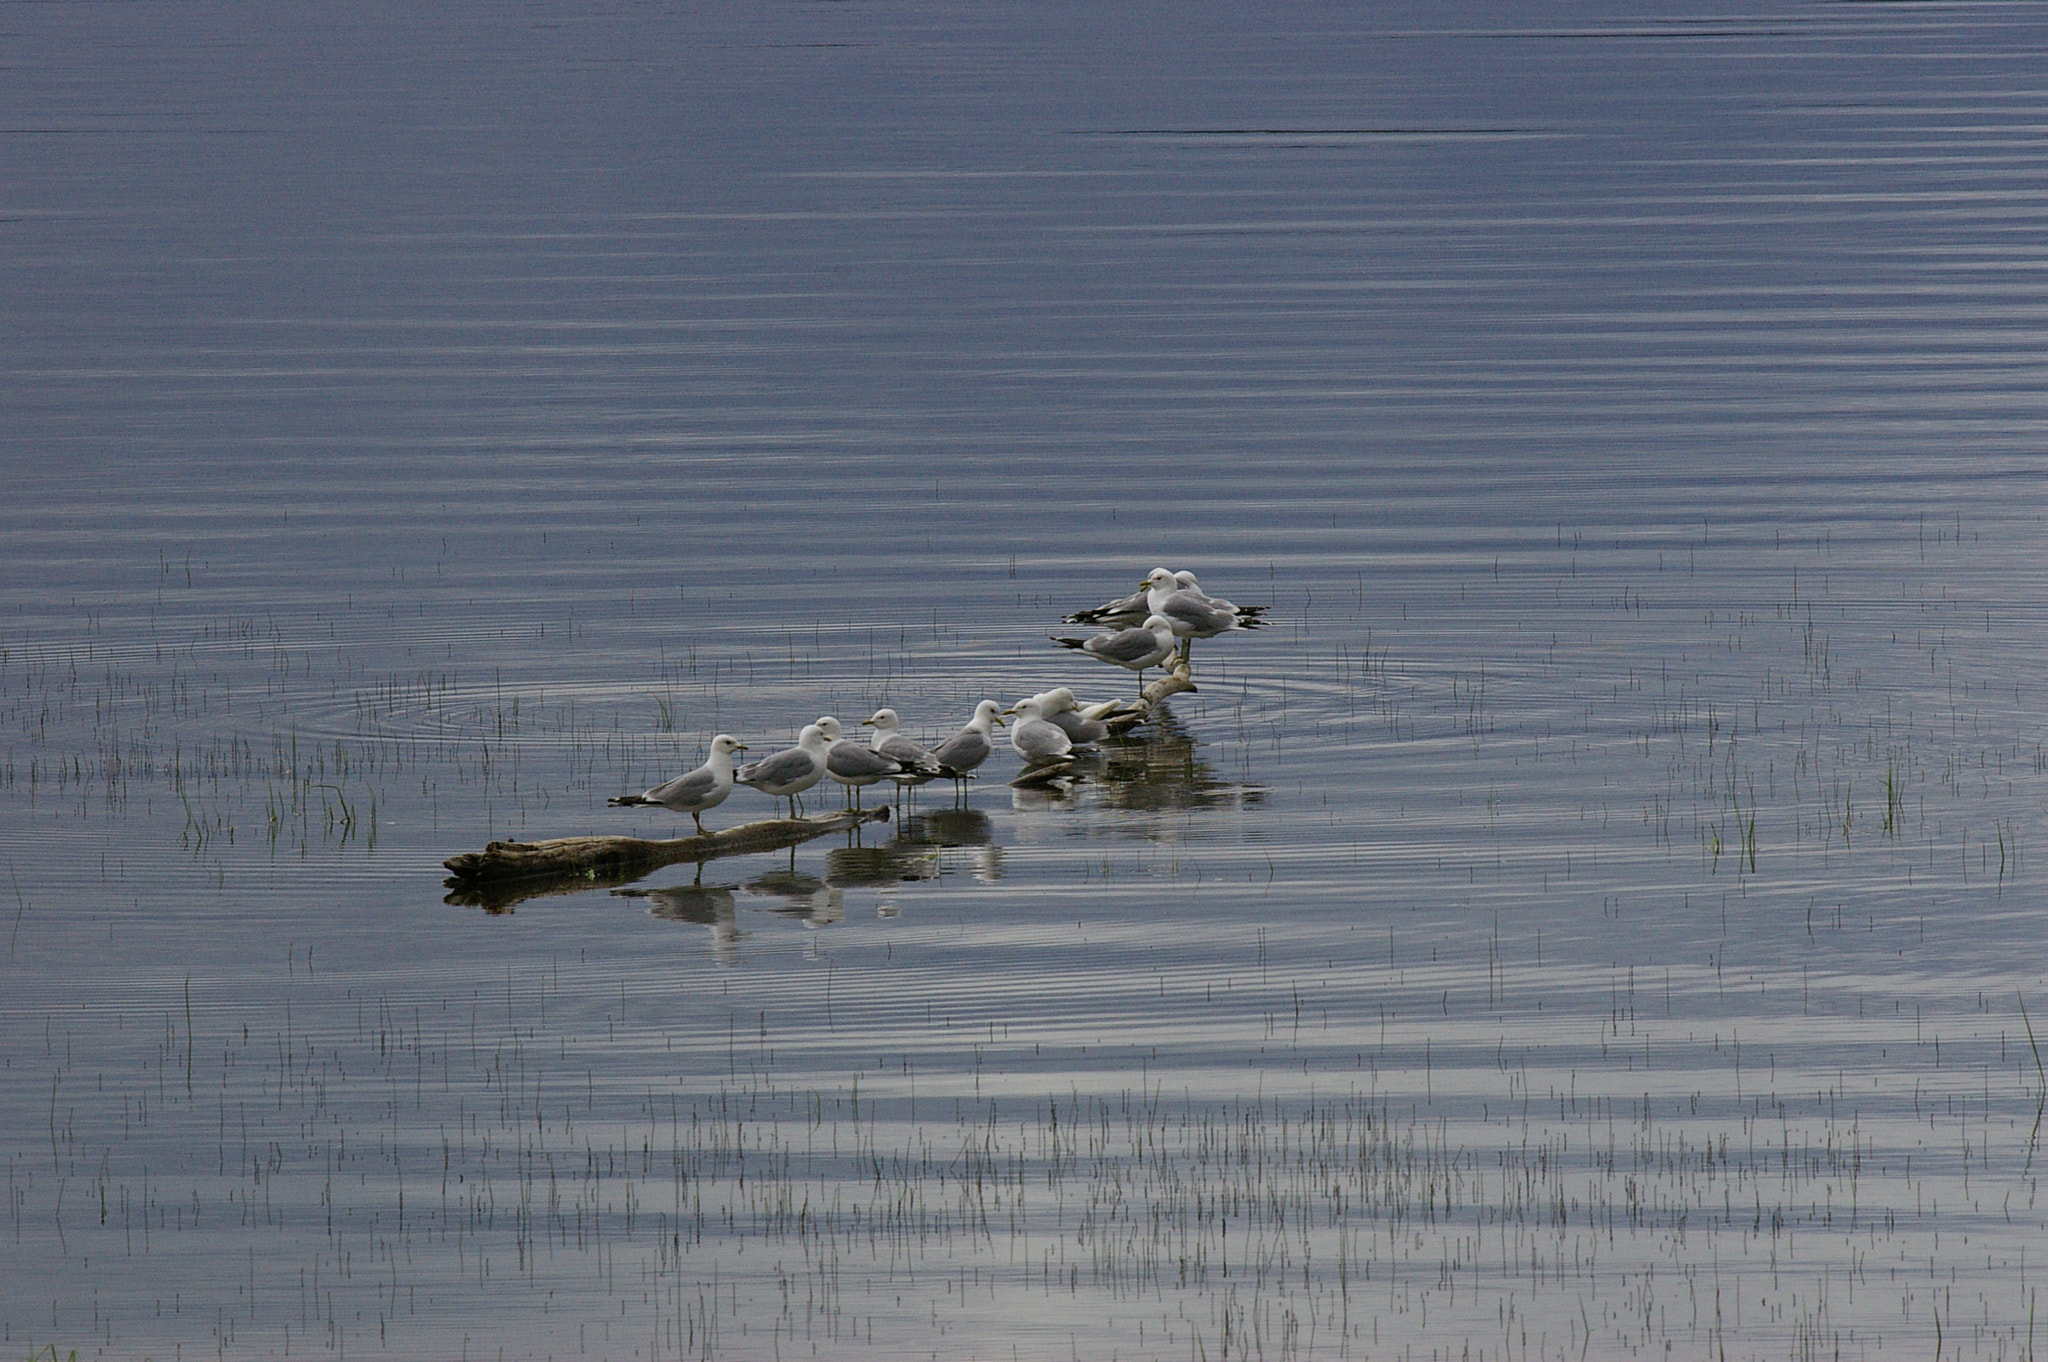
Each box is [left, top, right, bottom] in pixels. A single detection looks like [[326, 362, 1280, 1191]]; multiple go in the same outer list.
[[443, 808, 889, 890]]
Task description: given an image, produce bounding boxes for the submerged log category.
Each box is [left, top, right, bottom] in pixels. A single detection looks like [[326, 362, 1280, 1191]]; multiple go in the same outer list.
[[443, 807, 889, 900]]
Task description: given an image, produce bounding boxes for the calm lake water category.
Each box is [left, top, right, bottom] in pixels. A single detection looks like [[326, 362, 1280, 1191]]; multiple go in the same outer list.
[[5, 3, 2047, 1358]]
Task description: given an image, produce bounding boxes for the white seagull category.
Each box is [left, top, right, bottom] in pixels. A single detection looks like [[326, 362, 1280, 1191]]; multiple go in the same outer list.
[[1032, 687, 1110, 746], [1049, 613, 1179, 696], [815, 715, 913, 808], [927, 699, 1005, 789], [863, 709, 948, 786], [734, 724, 832, 817], [1005, 695, 1075, 767], [1141, 566, 1261, 661], [608, 734, 748, 834]]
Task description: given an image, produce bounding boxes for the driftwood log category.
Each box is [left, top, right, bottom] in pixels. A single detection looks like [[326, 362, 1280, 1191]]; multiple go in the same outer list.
[[443, 807, 890, 910], [1008, 660, 1195, 787]]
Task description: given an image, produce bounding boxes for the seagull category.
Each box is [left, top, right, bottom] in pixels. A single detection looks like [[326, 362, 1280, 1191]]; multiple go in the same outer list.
[[1171, 570, 1265, 622], [1062, 583, 1153, 628], [1065, 568, 1265, 628], [926, 700, 1004, 791], [607, 734, 747, 834], [1049, 613, 1179, 696], [734, 724, 831, 817], [814, 715, 912, 808], [863, 709, 949, 786], [1005, 695, 1075, 767], [1141, 566, 1262, 661], [1032, 687, 1109, 746]]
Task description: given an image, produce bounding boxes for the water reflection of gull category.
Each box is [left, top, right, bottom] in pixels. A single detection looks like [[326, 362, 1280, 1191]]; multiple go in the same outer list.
[[1011, 780, 1084, 813], [893, 806, 1002, 882], [616, 883, 743, 962], [744, 868, 845, 926], [895, 807, 993, 848], [826, 843, 939, 888], [1095, 706, 1265, 813]]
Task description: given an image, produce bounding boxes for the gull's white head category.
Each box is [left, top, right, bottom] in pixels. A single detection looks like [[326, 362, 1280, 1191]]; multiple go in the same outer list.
[[709, 734, 747, 757], [1037, 687, 1078, 714], [814, 716, 843, 741], [970, 699, 1005, 729], [864, 708, 900, 732], [797, 723, 830, 751], [1142, 566, 1177, 592]]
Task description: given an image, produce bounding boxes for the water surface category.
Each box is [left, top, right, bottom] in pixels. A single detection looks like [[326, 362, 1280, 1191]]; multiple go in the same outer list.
[[4, 3, 2047, 1358]]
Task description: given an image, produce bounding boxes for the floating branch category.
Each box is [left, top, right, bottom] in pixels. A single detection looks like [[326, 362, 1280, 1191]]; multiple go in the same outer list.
[[443, 807, 890, 906]]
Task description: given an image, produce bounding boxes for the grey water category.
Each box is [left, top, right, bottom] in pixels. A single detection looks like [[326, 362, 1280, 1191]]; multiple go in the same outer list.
[[4, 2, 2047, 1357]]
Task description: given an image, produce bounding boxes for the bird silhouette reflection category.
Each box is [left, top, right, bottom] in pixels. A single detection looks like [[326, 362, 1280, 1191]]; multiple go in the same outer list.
[[894, 807, 993, 848], [614, 880, 744, 961], [826, 843, 939, 888], [745, 864, 845, 925], [1091, 706, 1264, 812]]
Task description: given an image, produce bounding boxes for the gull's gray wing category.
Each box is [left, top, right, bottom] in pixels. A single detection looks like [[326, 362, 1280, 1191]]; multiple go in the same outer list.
[[645, 765, 720, 808], [827, 742, 903, 782], [929, 728, 991, 774], [1046, 711, 1106, 745], [879, 734, 942, 773], [1157, 590, 1238, 637], [738, 747, 817, 791], [1085, 625, 1169, 666], [1013, 717, 1072, 764], [1065, 588, 1150, 626]]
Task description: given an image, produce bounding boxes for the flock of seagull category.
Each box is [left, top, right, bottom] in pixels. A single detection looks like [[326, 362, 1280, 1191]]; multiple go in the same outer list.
[[609, 567, 1265, 832]]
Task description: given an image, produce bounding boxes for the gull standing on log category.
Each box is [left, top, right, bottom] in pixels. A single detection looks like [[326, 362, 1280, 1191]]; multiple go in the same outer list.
[[1141, 566, 1261, 662], [1065, 569, 1266, 628], [814, 716, 911, 808], [1170, 570, 1265, 624], [1049, 613, 1179, 697], [607, 734, 747, 834], [734, 724, 832, 818]]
